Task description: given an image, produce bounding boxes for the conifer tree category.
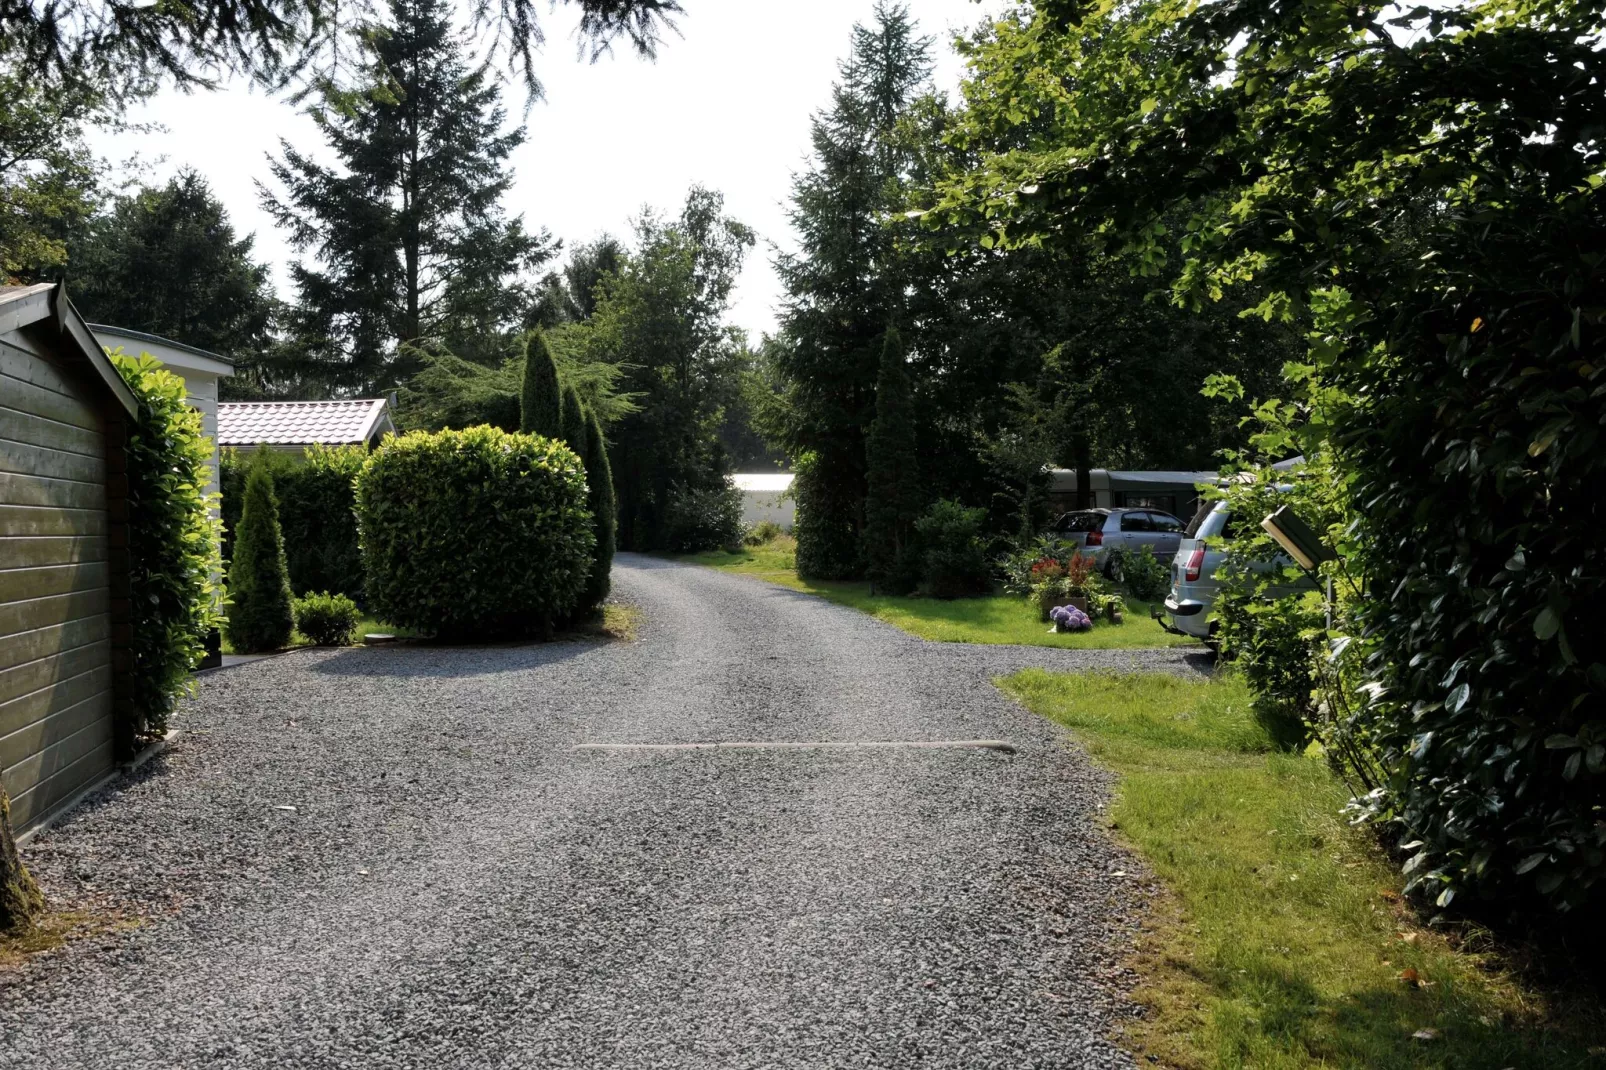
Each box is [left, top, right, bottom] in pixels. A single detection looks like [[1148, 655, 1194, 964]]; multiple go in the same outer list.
[[772, 3, 935, 579], [226, 454, 294, 653], [262, 0, 552, 393], [581, 408, 617, 607], [863, 326, 923, 592], [559, 383, 586, 456], [520, 328, 562, 438]]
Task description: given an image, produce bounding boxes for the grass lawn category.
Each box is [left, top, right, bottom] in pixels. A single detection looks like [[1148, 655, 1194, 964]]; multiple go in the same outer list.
[[679, 538, 1198, 650], [1001, 669, 1606, 1069]]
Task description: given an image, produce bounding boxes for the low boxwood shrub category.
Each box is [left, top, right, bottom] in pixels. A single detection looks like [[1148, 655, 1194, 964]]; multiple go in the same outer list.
[[914, 499, 992, 599], [745, 519, 784, 546], [661, 480, 744, 553], [355, 427, 594, 638], [226, 453, 295, 653], [293, 592, 361, 646], [112, 355, 224, 743]]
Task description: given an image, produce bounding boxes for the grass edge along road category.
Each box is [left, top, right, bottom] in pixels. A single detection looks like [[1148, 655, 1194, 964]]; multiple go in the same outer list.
[[999, 669, 1605, 1070], [678, 540, 1197, 650]]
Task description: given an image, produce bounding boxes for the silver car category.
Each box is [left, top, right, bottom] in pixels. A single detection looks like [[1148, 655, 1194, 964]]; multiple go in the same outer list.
[[1048, 507, 1189, 575], [1158, 499, 1308, 644]]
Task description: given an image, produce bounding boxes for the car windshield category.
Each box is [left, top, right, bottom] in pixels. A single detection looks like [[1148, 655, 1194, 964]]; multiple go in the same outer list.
[[1056, 511, 1105, 533]]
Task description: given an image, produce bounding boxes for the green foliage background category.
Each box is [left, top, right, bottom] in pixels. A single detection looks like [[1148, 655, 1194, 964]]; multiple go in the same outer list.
[[927, 0, 1606, 910], [220, 444, 367, 601]]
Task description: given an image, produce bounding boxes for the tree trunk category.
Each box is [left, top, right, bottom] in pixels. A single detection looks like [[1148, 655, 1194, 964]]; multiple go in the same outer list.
[[0, 782, 44, 933], [1074, 434, 1093, 511]]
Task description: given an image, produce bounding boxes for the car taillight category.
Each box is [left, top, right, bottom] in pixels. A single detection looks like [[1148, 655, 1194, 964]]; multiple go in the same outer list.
[[1085, 528, 1103, 547], [1183, 547, 1205, 582]]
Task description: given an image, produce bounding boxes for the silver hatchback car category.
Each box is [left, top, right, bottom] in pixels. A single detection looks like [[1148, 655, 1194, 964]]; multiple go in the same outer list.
[[1048, 507, 1189, 574], [1159, 498, 1309, 644]]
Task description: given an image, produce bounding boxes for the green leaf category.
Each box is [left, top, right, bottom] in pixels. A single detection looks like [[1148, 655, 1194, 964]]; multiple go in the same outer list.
[[1447, 683, 1471, 713], [1534, 605, 1561, 641], [1514, 853, 1547, 875]]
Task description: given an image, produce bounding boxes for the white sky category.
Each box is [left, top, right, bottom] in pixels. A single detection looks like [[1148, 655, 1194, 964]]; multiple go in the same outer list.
[[87, 0, 1001, 342]]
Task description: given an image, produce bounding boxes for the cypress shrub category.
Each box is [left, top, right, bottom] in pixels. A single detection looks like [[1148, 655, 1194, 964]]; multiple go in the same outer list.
[[355, 427, 594, 638], [581, 408, 617, 608], [112, 355, 224, 742], [519, 328, 562, 438], [559, 384, 586, 455], [793, 450, 861, 580], [863, 327, 923, 593], [226, 452, 295, 653]]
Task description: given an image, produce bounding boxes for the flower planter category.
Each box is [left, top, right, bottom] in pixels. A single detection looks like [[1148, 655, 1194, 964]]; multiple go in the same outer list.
[[1038, 592, 1090, 620]]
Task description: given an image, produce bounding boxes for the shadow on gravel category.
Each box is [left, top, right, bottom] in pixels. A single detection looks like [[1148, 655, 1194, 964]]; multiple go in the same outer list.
[[306, 640, 598, 679]]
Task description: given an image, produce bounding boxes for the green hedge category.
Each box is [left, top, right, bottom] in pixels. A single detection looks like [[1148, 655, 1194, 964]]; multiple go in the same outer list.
[[220, 444, 367, 601], [355, 427, 594, 638], [112, 355, 223, 744]]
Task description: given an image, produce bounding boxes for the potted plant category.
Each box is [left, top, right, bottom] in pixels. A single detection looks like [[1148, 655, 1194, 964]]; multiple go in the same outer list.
[[1034, 552, 1102, 619]]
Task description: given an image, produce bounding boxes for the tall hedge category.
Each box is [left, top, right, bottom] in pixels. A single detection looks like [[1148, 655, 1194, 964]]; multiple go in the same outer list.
[[793, 450, 861, 580], [112, 355, 223, 743], [355, 427, 594, 638], [226, 454, 295, 653], [220, 444, 366, 600], [581, 408, 617, 608], [520, 328, 562, 438]]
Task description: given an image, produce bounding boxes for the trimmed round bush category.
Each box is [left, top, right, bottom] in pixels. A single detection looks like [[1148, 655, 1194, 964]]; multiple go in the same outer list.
[[292, 592, 361, 646], [355, 427, 594, 638]]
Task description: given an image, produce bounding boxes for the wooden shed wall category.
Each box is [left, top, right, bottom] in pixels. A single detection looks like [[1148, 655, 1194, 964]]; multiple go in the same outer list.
[[0, 332, 118, 830]]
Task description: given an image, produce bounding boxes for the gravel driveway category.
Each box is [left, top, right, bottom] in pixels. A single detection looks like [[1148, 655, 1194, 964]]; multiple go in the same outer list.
[[2, 554, 1207, 1069]]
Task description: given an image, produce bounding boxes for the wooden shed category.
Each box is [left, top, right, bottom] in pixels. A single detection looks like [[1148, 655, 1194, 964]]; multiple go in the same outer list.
[[1, 283, 138, 833]]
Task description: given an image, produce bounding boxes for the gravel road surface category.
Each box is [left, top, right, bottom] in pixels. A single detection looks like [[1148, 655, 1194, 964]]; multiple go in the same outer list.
[[2, 554, 1206, 1069]]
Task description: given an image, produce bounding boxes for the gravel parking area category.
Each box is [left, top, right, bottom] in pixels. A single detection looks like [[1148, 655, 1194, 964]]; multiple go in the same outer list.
[[2, 554, 1204, 1069]]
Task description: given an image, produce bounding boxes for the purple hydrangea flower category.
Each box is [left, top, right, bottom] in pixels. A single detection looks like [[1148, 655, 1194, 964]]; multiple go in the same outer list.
[[1050, 604, 1093, 632]]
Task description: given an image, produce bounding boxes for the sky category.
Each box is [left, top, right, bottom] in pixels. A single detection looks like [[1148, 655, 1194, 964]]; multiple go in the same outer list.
[[87, 0, 1003, 342]]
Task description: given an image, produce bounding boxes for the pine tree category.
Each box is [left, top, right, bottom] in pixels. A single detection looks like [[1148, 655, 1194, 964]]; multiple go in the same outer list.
[[226, 454, 294, 653], [262, 0, 552, 393], [559, 383, 586, 455], [520, 328, 562, 438], [863, 327, 923, 592], [0, 783, 44, 933], [581, 408, 617, 608], [772, 2, 935, 579]]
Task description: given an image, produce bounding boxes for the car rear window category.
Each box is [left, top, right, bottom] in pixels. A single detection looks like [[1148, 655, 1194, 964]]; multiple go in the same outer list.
[[1056, 511, 1105, 533], [1184, 502, 1215, 537], [1192, 505, 1236, 540]]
